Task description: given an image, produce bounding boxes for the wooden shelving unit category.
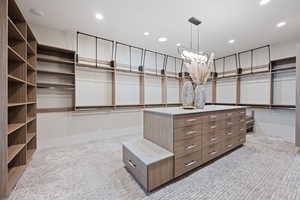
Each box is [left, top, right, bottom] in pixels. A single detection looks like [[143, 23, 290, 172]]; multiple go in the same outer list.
[[0, 0, 38, 197], [37, 44, 76, 113]]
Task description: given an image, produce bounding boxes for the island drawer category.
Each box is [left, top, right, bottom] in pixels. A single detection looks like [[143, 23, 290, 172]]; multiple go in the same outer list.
[[174, 135, 202, 158], [203, 142, 223, 163], [202, 128, 223, 146], [174, 115, 206, 128], [123, 146, 147, 189], [174, 125, 202, 141], [123, 139, 174, 191], [174, 150, 203, 177]]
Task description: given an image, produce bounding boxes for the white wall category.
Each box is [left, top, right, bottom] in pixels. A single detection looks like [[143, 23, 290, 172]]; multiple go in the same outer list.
[[240, 74, 271, 105], [216, 78, 236, 104]]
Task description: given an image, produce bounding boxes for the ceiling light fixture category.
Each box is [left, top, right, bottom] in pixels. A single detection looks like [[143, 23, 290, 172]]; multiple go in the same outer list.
[[228, 39, 235, 44], [178, 17, 214, 64], [277, 21, 286, 28], [95, 13, 104, 21], [259, 0, 271, 6], [29, 8, 45, 17], [144, 32, 150, 36], [158, 37, 167, 42], [176, 43, 181, 47]]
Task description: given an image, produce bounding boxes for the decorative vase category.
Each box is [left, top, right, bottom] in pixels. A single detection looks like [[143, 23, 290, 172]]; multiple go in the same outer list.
[[182, 80, 194, 106], [194, 84, 206, 109]]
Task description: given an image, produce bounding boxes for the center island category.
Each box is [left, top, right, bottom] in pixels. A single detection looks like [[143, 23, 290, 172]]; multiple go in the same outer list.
[[123, 105, 247, 191]]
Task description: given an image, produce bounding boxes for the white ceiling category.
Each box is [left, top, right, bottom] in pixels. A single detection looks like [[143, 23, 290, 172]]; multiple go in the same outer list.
[[17, 0, 300, 58]]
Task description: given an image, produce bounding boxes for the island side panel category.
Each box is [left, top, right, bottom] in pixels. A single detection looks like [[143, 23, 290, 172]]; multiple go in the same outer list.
[[144, 111, 174, 152]]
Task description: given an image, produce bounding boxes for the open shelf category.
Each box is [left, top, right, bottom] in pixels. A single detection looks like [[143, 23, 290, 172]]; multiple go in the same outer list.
[[8, 0, 27, 38], [8, 74, 26, 84], [27, 119, 36, 143], [27, 103, 36, 120], [8, 46, 26, 63], [38, 57, 75, 65], [27, 68, 36, 85], [8, 17, 26, 43], [7, 146, 26, 193], [37, 82, 75, 88], [8, 59, 26, 82], [7, 126, 26, 163], [27, 117, 36, 124], [37, 69, 75, 76], [7, 122, 26, 135], [8, 102, 26, 107], [27, 63, 36, 71], [8, 80, 26, 105], [27, 136, 37, 161], [27, 85, 37, 102]]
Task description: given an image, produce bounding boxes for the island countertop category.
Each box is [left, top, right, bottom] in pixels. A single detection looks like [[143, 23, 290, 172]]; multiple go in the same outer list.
[[144, 105, 246, 116]]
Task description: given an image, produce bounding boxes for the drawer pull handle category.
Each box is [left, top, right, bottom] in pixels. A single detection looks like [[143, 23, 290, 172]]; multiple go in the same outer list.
[[240, 111, 245, 114], [227, 144, 233, 148], [210, 137, 217, 142], [186, 131, 197, 136], [209, 151, 217, 155], [240, 128, 244, 131], [227, 132, 233, 136], [210, 115, 217, 119], [128, 160, 136, 168], [227, 122, 233, 125], [240, 119, 245, 122], [186, 118, 197, 122], [210, 125, 216, 129], [185, 160, 197, 167], [185, 144, 197, 150], [227, 113, 233, 116]]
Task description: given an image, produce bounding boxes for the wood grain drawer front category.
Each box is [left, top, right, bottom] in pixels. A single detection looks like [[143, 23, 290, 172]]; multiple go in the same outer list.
[[174, 125, 202, 141], [175, 115, 204, 128], [203, 142, 223, 163], [203, 128, 223, 146], [174, 150, 203, 177], [174, 135, 202, 158], [123, 146, 147, 189], [222, 137, 238, 152], [207, 112, 224, 121], [148, 157, 174, 191], [203, 120, 225, 131]]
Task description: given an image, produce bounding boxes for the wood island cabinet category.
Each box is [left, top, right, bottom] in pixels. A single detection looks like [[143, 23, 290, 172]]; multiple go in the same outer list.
[[123, 106, 246, 191]]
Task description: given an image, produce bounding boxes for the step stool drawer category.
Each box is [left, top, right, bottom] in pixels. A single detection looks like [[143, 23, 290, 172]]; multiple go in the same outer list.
[[122, 139, 174, 191]]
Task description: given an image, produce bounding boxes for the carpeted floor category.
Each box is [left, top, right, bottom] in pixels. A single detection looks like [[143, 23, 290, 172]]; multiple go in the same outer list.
[[7, 130, 300, 200]]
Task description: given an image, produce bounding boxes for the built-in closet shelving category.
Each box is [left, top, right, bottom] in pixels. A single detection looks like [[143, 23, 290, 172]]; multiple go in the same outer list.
[[0, 0, 38, 197], [37, 44, 76, 112]]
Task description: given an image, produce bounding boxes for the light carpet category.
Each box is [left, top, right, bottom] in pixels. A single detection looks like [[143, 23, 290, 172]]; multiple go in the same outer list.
[[7, 131, 300, 200]]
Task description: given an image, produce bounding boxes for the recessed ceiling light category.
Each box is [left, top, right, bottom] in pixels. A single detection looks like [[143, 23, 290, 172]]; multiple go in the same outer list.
[[176, 43, 181, 47], [158, 37, 167, 42], [29, 8, 44, 17], [95, 13, 104, 21], [144, 32, 150, 36], [228, 39, 235, 44], [260, 0, 271, 6], [277, 21, 286, 28]]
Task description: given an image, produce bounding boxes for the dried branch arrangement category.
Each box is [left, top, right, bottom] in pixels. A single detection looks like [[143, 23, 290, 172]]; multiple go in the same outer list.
[[185, 53, 215, 85]]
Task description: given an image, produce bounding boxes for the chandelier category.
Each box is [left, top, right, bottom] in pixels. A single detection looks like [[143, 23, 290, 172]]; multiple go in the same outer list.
[[178, 17, 213, 64]]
